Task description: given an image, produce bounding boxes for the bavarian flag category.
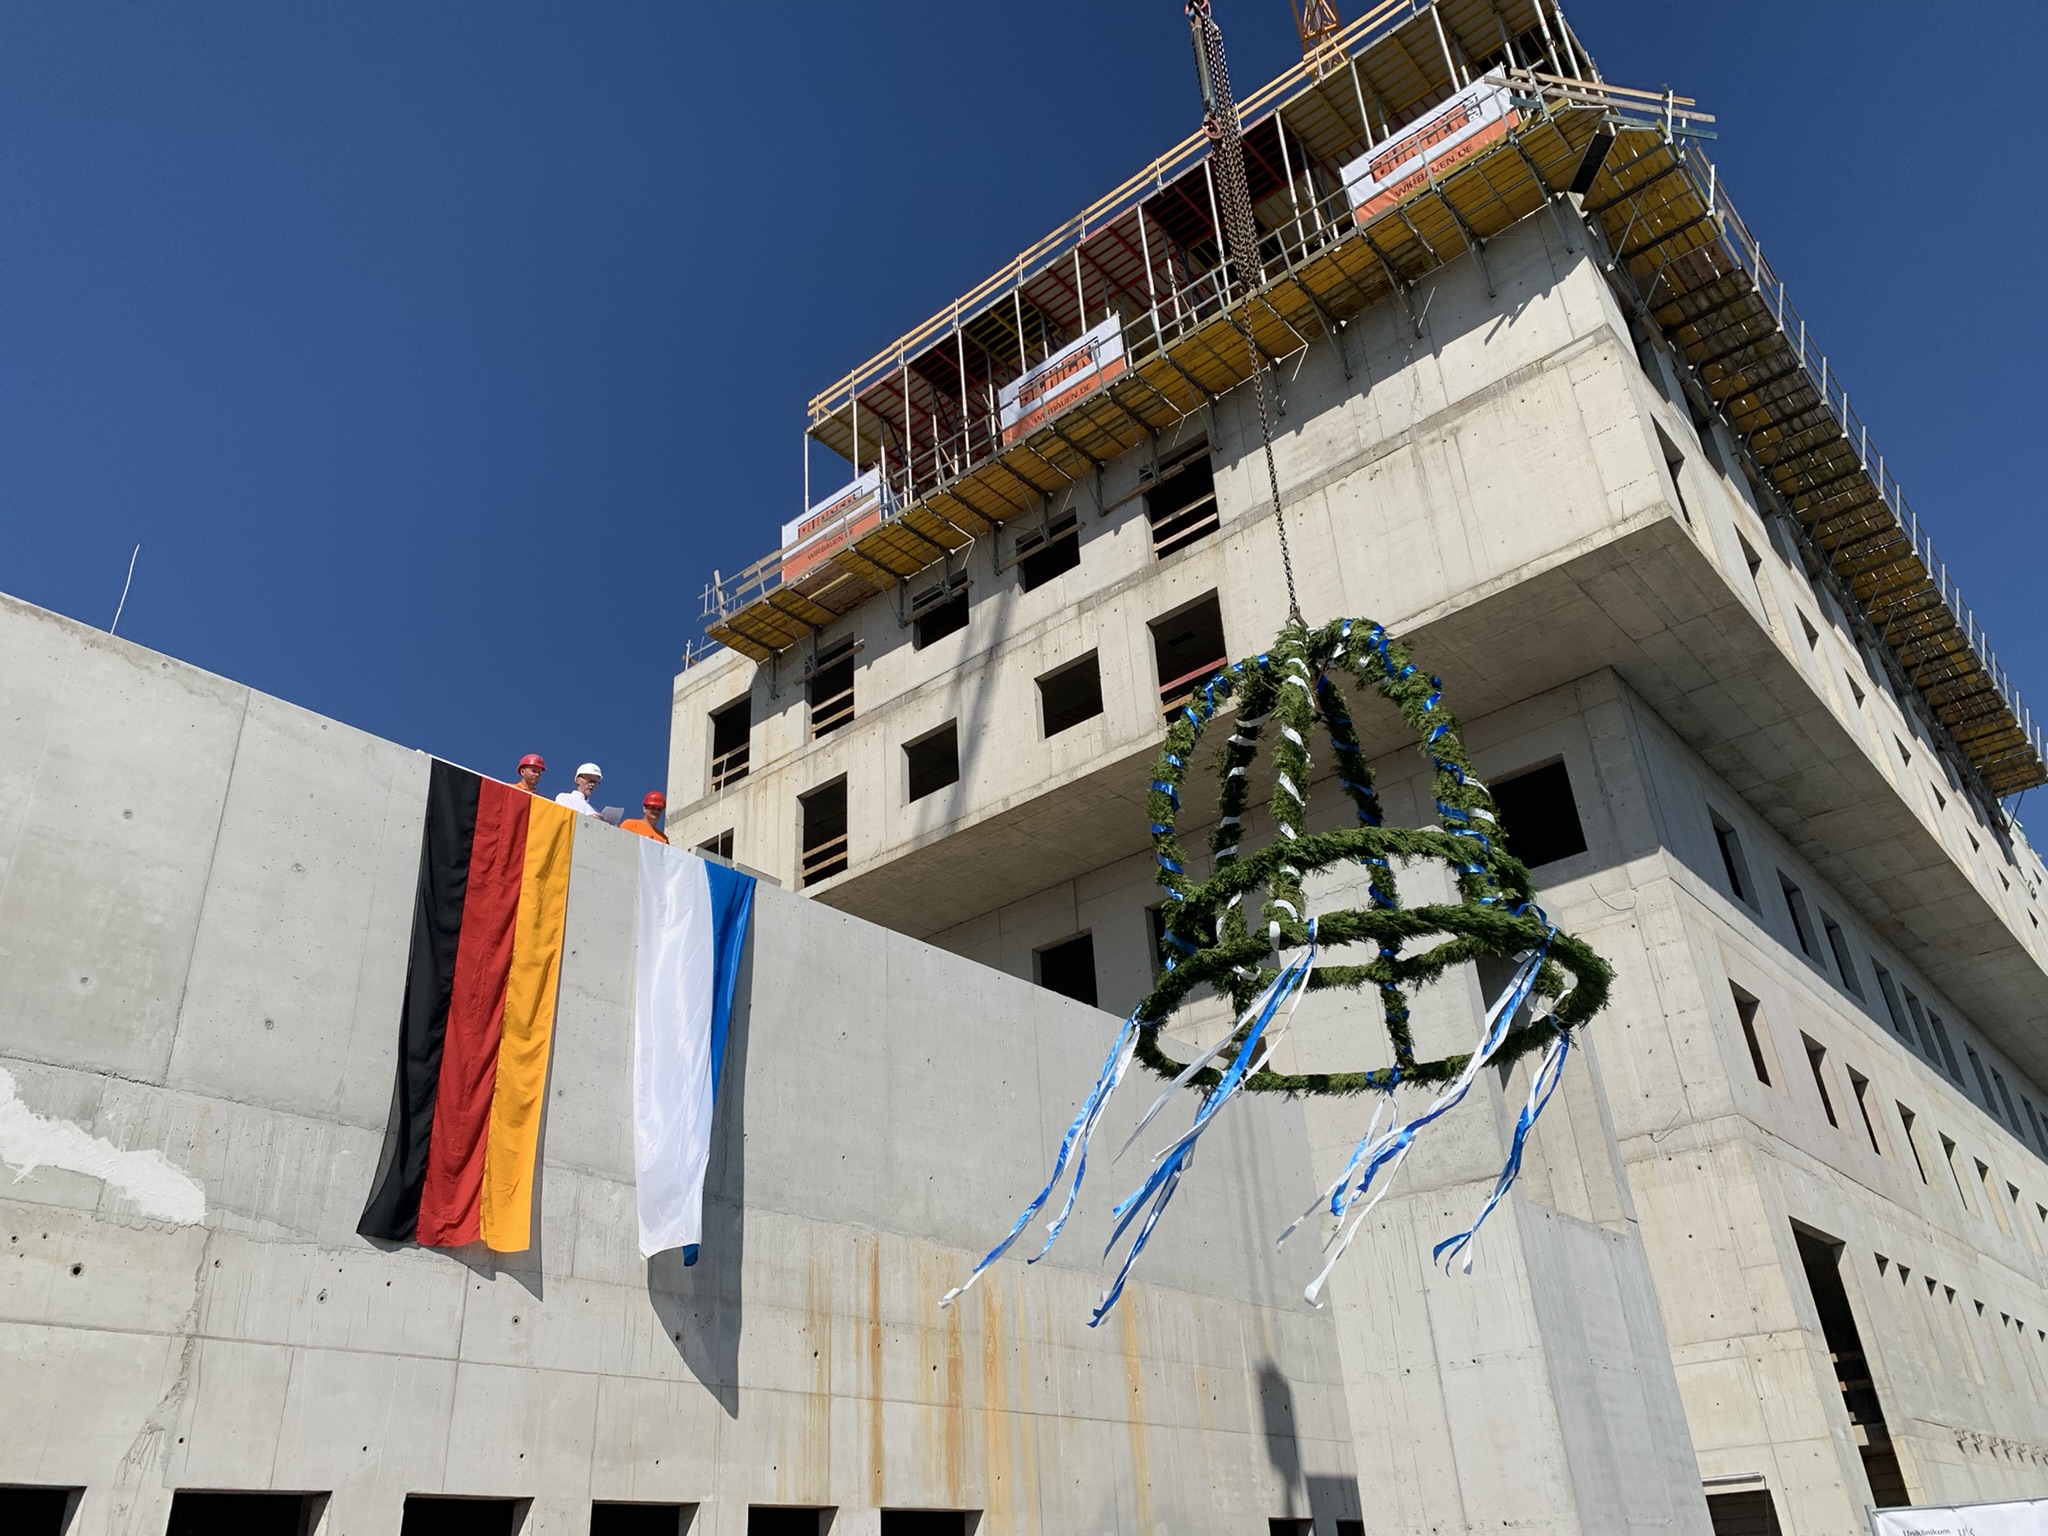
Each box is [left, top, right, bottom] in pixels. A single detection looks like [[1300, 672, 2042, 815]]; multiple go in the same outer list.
[[359, 760, 575, 1251]]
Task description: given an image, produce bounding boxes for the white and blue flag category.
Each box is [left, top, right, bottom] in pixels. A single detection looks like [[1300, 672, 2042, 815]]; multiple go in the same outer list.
[[632, 843, 755, 1263]]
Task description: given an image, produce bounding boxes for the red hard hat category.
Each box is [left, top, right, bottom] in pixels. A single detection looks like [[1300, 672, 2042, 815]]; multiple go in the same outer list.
[[643, 791, 667, 810], [518, 754, 545, 771]]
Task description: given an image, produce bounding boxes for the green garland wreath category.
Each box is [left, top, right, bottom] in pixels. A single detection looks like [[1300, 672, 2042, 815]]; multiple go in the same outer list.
[[1135, 617, 1612, 1095]]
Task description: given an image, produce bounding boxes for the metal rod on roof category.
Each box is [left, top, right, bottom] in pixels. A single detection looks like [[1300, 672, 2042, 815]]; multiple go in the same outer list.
[[1137, 204, 1163, 347], [1529, 0, 1563, 76], [852, 393, 860, 475], [1013, 265, 1030, 369], [1073, 245, 1088, 330], [1276, 109, 1304, 249], [1346, 50, 1380, 141], [803, 425, 811, 513], [1202, 159, 1231, 304], [956, 318, 970, 465]]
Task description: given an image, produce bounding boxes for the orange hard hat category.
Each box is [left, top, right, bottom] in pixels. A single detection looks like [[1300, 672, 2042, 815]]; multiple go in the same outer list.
[[518, 753, 545, 771], [643, 791, 667, 811]]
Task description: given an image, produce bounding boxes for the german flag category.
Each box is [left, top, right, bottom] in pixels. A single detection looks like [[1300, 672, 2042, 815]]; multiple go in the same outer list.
[[359, 760, 576, 1251]]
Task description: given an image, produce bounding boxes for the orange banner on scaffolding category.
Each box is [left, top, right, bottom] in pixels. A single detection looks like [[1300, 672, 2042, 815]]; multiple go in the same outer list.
[[999, 317, 1127, 447], [781, 469, 894, 581], [1340, 76, 1519, 222]]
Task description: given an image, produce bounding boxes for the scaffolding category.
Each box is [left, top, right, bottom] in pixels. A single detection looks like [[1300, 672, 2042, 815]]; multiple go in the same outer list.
[[700, 0, 2046, 800]]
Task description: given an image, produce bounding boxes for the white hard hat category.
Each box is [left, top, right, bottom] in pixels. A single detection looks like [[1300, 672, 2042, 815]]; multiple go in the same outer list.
[[576, 762, 603, 778]]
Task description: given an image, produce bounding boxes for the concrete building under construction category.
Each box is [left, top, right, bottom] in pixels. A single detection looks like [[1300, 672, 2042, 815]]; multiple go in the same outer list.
[[5, 3, 2048, 1535]]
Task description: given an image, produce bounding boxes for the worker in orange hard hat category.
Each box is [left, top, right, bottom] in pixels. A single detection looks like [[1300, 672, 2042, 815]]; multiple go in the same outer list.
[[621, 792, 669, 844], [513, 754, 545, 794]]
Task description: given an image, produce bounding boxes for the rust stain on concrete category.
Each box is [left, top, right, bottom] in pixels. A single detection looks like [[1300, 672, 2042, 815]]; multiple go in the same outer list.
[[867, 1236, 885, 1508], [979, 1282, 1014, 1534], [1120, 1304, 1155, 1536], [802, 1254, 832, 1503], [941, 1276, 966, 1503]]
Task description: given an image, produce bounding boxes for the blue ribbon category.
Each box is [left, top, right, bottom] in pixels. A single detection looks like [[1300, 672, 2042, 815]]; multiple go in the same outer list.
[[1433, 1028, 1571, 1273]]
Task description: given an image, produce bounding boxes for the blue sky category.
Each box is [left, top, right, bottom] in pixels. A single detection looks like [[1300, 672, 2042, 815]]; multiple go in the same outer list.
[[3, 2, 2042, 810]]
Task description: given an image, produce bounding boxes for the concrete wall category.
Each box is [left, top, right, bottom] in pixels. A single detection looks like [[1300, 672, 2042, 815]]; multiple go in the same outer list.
[[0, 593, 1374, 1536]]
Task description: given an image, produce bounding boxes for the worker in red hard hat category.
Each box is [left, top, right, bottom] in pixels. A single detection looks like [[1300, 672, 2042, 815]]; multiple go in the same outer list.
[[513, 754, 545, 794], [621, 791, 669, 844]]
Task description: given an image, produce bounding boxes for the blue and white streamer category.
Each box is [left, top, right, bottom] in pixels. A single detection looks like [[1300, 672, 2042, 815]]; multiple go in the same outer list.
[[938, 1008, 1140, 1309], [1433, 1025, 1570, 1274], [1286, 930, 1553, 1306]]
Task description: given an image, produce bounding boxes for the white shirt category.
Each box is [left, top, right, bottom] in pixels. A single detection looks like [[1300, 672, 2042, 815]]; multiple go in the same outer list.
[[555, 788, 601, 817]]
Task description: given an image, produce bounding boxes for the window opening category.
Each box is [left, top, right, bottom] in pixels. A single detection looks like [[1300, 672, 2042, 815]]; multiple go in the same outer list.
[[1992, 1068, 2021, 1137], [0, 1488, 82, 1536], [1654, 422, 1690, 523], [912, 589, 970, 649], [1016, 513, 1081, 591], [1847, 1070, 1883, 1156], [1146, 445, 1219, 558], [1847, 673, 1866, 708], [1820, 915, 1863, 999], [1978, 1161, 2013, 1236], [1037, 652, 1103, 737], [1799, 612, 1820, 649], [2024, 1097, 2048, 1158], [808, 641, 857, 739], [881, 1516, 975, 1536], [747, 1509, 832, 1536], [1901, 988, 1938, 1062], [1896, 1104, 1928, 1183], [1778, 875, 1818, 960], [1940, 1134, 1971, 1211], [1036, 933, 1098, 1007], [1793, 1226, 1910, 1508], [710, 697, 752, 789], [1712, 812, 1753, 904], [1925, 1008, 1963, 1081], [799, 779, 849, 887], [1148, 593, 1228, 717], [592, 1505, 694, 1536], [1268, 1522, 1315, 1536], [1966, 1046, 1996, 1113], [1737, 534, 1764, 590], [1803, 1036, 1838, 1127], [1730, 983, 1771, 1086], [697, 829, 735, 861], [906, 723, 960, 803], [1873, 966, 1910, 1040], [1704, 1490, 1783, 1536], [1491, 762, 1589, 869], [400, 1498, 522, 1536]]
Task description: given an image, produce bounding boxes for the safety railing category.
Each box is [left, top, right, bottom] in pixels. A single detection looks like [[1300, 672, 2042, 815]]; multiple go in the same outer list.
[[1654, 137, 2045, 780]]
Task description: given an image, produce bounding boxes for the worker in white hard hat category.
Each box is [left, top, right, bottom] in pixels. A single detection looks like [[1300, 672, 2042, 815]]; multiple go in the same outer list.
[[555, 762, 605, 818]]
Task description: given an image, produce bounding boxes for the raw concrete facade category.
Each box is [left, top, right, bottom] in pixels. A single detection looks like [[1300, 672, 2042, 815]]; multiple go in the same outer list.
[[1, 593, 1371, 1535], [666, 199, 2048, 1533]]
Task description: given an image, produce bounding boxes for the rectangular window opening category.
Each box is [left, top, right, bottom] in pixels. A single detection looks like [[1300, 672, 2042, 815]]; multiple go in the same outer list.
[[168, 1494, 326, 1536], [1016, 512, 1081, 591], [1704, 1489, 1784, 1536], [710, 696, 752, 789], [1848, 1070, 1883, 1157], [1992, 1068, 2021, 1137], [1792, 1226, 1910, 1509], [880, 1515, 977, 1536], [0, 1488, 83, 1536], [1491, 761, 1589, 869], [1897, 1104, 1928, 1183], [1821, 915, 1864, 999], [1926, 1009, 1963, 1082], [1146, 444, 1219, 558], [1036, 933, 1098, 1007], [400, 1498, 523, 1536], [1654, 421, 1690, 523], [592, 1504, 696, 1536], [911, 588, 970, 649], [1966, 1045, 1996, 1113], [1874, 965, 1910, 1040], [1940, 1134, 1971, 1211], [747, 1509, 833, 1536], [1803, 1035, 1839, 1128], [807, 641, 857, 739], [1779, 874, 1818, 960], [1730, 983, 1771, 1086], [1037, 652, 1104, 737], [1901, 988, 1937, 1062], [1712, 812, 1754, 905], [2024, 1097, 2048, 1158], [1267, 1522, 1315, 1536], [1149, 593, 1227, 718], [696, 829, 735, 862], [799, 778, 849, 887], [906, 722, 961, 803]]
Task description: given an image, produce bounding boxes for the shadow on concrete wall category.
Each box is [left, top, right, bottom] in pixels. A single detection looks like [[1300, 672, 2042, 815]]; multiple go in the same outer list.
[[646, 927, 754, 1418], [1258, 1359, 1304, 1507]]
